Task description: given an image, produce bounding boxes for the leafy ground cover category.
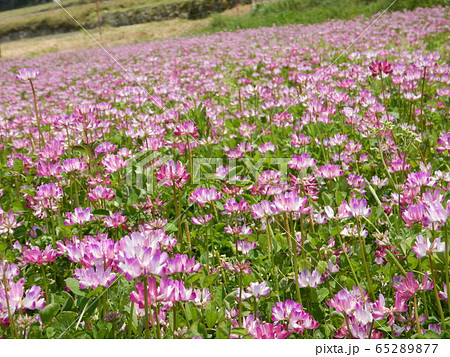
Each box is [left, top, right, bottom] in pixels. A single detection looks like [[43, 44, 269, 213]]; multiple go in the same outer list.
[[206, 0, 450, 32], [0, 5, 449, 339]]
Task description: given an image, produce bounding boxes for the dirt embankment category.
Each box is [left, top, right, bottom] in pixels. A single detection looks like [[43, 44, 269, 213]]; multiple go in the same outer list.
[[1, 0, 251, 41]]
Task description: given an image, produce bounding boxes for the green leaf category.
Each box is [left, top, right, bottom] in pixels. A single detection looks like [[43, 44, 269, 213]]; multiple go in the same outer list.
[[65, 278, 86, 297], [216, 320, 230, 339], [40, 303, 60, 325], [52, 311, 78, 333], [230, 327, 248, 336], [330, 311, 344, 328], [317, 287, 329, 303], [205, 301, 218, 328]]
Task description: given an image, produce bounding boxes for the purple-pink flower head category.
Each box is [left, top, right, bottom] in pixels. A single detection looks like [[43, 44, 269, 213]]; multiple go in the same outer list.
[[411, 235, 445, 259], [74, 265, 117, 290], [296, 269, 323, 288], [189, 187, 222, 206], [288, 153, 317, 171], [22, 245, 57, 265], [156, 160, 190, 189], [16, 67, 40, 82], [346, 198, 372, 218], [273, 191, 310, 214], [271, 299, 318, 333], [315, 164, 344, 180], [436, 131, 450, 154], [64, 207, 93, 226], [251, 200, 280, 219], [369, 60, 393, 77]]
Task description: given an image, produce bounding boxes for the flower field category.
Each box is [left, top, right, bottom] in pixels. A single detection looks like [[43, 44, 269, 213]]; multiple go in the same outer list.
[[0, 5, 449, 339]]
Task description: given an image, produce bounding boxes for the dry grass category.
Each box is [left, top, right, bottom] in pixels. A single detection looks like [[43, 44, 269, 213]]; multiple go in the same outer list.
[[1, 3, 255, 58]]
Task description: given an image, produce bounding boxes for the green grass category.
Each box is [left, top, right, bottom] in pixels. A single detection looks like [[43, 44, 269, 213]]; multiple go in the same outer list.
[[0, 0, 189, 36], [205, 0, 450, 33]]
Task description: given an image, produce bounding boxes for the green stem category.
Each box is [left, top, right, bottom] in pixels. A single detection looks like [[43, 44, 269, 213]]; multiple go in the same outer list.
[[428, 254, 446, 330], [2, 275, 18, 338], [413, 294, 422, 336], [153, 304, 162, 339], [265, 217, 279, 297], [357, 218, 375, 301], [29, 79, 45, 145], [143, 278, 150, 339], [173, 186, 183, 252], [444, 223, 449, 316], [337, 234, 364, 298], [287, 214, 302, 305]]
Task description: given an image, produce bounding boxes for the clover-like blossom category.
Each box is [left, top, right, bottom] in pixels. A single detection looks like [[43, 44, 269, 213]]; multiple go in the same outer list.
[[74, 265, 117, 289], [271, 299, 318, 333], [167, 254, 201, 274], [411, 235, 445, 258], [22, 244, 57, 265], [101, 154, 129, 173], [87, 185, 116, 201], [189, 187, 222, 206], [273, 191, 310, 214], [237, 281, 271, 300], [288, 153, 317, 170], [251, 200, 280, 219], [296, 269, 323, 288], [0, 279, 45, 322], [328, 288, 366, 315], [346, 198, 372, 218], [156, 160, 190, 189], [436, 131, 450, 154], [369, 60, 393, 77], [237, 239, 257, 255], [315, 164, 344, 179], [191, 214, 212, 225], [64, 207, 93, 226], [16, 67, 40, 82]]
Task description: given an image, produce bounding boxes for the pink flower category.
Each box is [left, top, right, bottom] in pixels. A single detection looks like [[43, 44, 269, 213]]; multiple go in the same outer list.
[[271, 299, 318, 333], [64, 207, 93, 226], [273, 191, 310, 214], [223, 198, 249, 214], [411, 235, 445, 258], [393, 272, 433, 301], [369, 60, 393, 77], [22, 245, 57, 265], [117, 234, 169, 280], [167, 254, 201, 274], [62, 158, 88, 173], [439, 284, 448, 303], [74, 265, 116, 289], [402, 203, 429, 228], [87, 185, 116, 201], [189, 187, 222, 206], [0, 210, 23, 235], [288, 153, 317, 170], [346, 198, 372, 218], [237, 281, 271, 300], [237, 239, 257, 255], [296, 269, 323, 288], [328, 288, 364, 315], [436, 131, 450, 154], [250, 323, 292, 339], [191, 214, 212, 225], [104, 212, 127, 228], [102, 154, 129, 173], [251, 200, 280, 219], [156, 161, 190, 189], [16, 67, 40, 81], [315, 164, 344, 179]]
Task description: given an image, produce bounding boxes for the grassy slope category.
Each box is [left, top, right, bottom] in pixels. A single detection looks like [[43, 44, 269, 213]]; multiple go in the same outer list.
[[205, 0, 450, 32], [0, 0, 187, 34]]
